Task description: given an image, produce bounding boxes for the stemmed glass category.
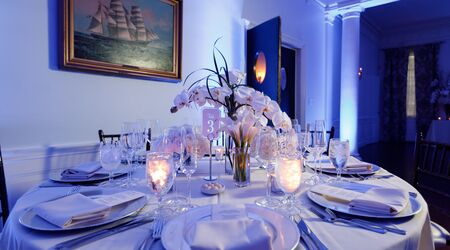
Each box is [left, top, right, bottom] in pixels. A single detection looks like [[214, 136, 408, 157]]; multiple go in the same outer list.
[[329, 138, 350, 182], [180, 125, 199, 209], [146, 152, 176, 218], [120, 122, 139, 187], [314, 120, 327, 181], [255, 127, 281, 208], [304, 120, 327, 185], [161, 127, 188, 207], [99, 141, 122, 187], [275, 155, 303, 217]]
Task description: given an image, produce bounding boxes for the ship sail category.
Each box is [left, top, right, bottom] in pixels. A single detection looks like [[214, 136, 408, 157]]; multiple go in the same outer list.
[[87, 0, 159, 43]]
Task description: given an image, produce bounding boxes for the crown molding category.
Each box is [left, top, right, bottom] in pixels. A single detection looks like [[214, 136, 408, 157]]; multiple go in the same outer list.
[[323, 0, 398, 19]]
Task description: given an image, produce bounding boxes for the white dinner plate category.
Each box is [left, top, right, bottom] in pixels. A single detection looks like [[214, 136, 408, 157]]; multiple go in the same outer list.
[[19, 192, 147, 231], [307, 189, 422, 219], [161, 204, 300, 250], [305, 160, 381, 175], [49, 168, 127, 183]]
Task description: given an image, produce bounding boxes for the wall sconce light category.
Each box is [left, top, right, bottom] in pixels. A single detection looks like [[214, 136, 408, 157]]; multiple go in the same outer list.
[[254, 51, 266, 84], [358, 67, 363, 79]]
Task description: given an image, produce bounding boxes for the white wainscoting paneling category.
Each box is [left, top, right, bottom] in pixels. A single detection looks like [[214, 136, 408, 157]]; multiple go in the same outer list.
[[2, 143, 99, 210]]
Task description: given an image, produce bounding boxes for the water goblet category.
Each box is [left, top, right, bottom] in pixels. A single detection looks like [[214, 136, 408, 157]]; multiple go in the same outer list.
[[255, 127, 281, 209], [179, 125, 200, 209], [329, 138, 350, 182], [99, 141, 122, 187]]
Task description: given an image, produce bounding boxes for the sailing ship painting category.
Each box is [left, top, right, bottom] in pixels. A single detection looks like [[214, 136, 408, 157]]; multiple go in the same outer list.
[[66, 0, 181, 79]]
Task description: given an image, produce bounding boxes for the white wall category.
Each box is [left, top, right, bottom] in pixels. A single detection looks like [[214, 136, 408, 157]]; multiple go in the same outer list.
[[0, 0, 244, 208], [242, 0, 327, 125]]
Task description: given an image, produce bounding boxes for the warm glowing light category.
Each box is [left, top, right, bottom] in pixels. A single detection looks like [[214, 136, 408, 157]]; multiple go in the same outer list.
[[254, 51, 266, 84], [147, 159, 170, 188], [276, 158, 302, 193], [358, 67, 363, 79], [214, 146, 225, 161], [438, 116, 442, 120], [406, 50, 416, 118]]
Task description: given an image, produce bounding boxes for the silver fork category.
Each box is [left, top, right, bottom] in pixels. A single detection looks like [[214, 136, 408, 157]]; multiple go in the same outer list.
[[137, 217, 164, 250], [324, 208, 406, 235]]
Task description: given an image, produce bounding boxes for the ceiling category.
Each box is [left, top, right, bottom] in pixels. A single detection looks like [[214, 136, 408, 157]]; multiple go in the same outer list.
[[362, 0, 450, 31]]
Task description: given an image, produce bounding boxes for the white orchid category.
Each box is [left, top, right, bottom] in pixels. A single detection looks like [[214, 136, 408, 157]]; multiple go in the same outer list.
[[208, 86, 232, 107], [189, 86, 207, 107], [173, 90, 189, 110], [273, 111, 292, 131], [235, 86, 256, 105]]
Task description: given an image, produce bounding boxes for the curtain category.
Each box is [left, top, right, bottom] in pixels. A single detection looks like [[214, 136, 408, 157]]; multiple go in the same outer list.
[[414, 43, 440, 134], [381, 47, 410, 142], [381, 43, 440, 142]]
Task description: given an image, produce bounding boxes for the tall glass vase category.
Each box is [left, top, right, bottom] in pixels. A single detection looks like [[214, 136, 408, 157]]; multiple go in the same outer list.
[[232, 147, 251, 187]]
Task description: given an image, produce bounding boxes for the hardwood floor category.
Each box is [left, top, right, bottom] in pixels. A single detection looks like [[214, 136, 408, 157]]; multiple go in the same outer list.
[[359, 142, 450, 231]]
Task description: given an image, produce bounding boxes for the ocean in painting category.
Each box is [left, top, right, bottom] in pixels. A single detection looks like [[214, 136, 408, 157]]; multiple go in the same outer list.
[[74, 31, 173, 72]]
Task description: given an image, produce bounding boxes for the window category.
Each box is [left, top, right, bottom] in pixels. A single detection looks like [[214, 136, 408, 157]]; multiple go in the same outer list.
[[406, 50, 416, 117]]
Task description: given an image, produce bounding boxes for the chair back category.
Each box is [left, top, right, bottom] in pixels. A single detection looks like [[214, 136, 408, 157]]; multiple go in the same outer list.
[[309, 126, 335, 155], [413, 133, 450, 205], [0, 145, 10, 224], [98, 130, 120, 143]]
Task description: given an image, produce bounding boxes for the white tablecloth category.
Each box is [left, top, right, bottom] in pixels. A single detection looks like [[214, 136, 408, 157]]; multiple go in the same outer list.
[[0, 159, 434, 250]]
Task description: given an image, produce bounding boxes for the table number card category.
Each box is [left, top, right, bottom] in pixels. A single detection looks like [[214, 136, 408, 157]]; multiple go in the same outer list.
[[202, 108, 221, 140]]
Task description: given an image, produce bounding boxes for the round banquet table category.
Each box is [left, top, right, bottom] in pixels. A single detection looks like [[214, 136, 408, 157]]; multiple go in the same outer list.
[[0, 159, 434, 250]]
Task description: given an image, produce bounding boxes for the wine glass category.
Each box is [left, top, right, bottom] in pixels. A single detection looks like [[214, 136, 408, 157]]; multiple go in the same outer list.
[[329, 138, 350, 182], [146, 152, 176, 218], [120, 122, 139, 187], [275, 155, 303, 217], [180, 125, 199, 209], [314, 120, 327, 181], [161, 127, 188, 207], [304, 123, 319, 184], [255, 127, 281, 209], [99, 141, 122, 187]]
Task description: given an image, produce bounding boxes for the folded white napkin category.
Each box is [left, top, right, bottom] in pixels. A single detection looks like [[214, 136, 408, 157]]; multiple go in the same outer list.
[[33, 190, 145, 228], [314, 156, 372, 172], [61, 162, 103, 180], [33, 193, 110, 228], [310, 183, 408, 215], [189, 205, 273, 250]]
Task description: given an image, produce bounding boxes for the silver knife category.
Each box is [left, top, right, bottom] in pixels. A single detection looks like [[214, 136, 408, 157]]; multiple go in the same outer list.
[[298, 219, 328, 250], [51, 217, 154, 250]]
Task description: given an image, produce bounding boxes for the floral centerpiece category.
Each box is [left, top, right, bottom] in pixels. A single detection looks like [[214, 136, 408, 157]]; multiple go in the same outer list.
[[170, 39, 292, 187]]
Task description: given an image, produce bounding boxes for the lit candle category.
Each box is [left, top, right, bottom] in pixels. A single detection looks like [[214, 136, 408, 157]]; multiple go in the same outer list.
[[214, 146, 225, 161], [146, 156, 171, 189], [276, 158, 302, 193]]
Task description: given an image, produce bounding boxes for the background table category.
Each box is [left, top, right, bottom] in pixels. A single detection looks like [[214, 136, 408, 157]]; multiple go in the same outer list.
[[0, 159, 433, 250]]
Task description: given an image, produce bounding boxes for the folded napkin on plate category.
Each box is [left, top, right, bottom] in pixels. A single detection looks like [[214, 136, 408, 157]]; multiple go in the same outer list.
[[33, 190, 145, 228], [310, 183, 408, 215], [60, 162, 103, 180], [33, 193, 110, 228], [189, 205, 273, 250], [312, 156, 372, 172]]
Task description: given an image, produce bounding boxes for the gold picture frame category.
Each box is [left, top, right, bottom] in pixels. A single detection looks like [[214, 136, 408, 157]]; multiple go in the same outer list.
[[63, 0, 182, 81]]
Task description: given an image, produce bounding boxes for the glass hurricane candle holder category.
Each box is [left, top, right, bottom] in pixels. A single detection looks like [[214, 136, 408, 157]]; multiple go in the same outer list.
[[214, 146, 225, 161], [276, 156, 303, 216], [146, 152, 175, 218]]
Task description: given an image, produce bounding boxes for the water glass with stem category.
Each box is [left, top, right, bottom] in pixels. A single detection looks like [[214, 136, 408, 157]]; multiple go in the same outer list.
[[161, 126, 188, 207], [179, 125, 199, 209], [99, 141, 122, 187], [255, 127, 281, 208], [120, 122, 139, 187], [329, 138, 350, 182]]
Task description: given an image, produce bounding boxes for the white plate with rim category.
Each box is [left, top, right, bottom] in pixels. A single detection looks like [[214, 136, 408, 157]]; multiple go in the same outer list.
[[161, 204, 300, 250], [307, 187, 422, 219], [49, 168, 127, 183], [19, 192, 147, 231], [305, 159, 381, 175]]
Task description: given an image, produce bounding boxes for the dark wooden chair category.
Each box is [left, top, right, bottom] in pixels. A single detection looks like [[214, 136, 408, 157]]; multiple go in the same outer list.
[[98, 129, 121, 143], [0, 145, 10, 225], [413, 133, 450, 248], [99, 129, 152, 151]]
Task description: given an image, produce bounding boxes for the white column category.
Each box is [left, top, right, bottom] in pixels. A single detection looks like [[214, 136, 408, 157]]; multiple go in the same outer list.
[[339, 9, 362, 155], [325, 14, 336, 132]]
